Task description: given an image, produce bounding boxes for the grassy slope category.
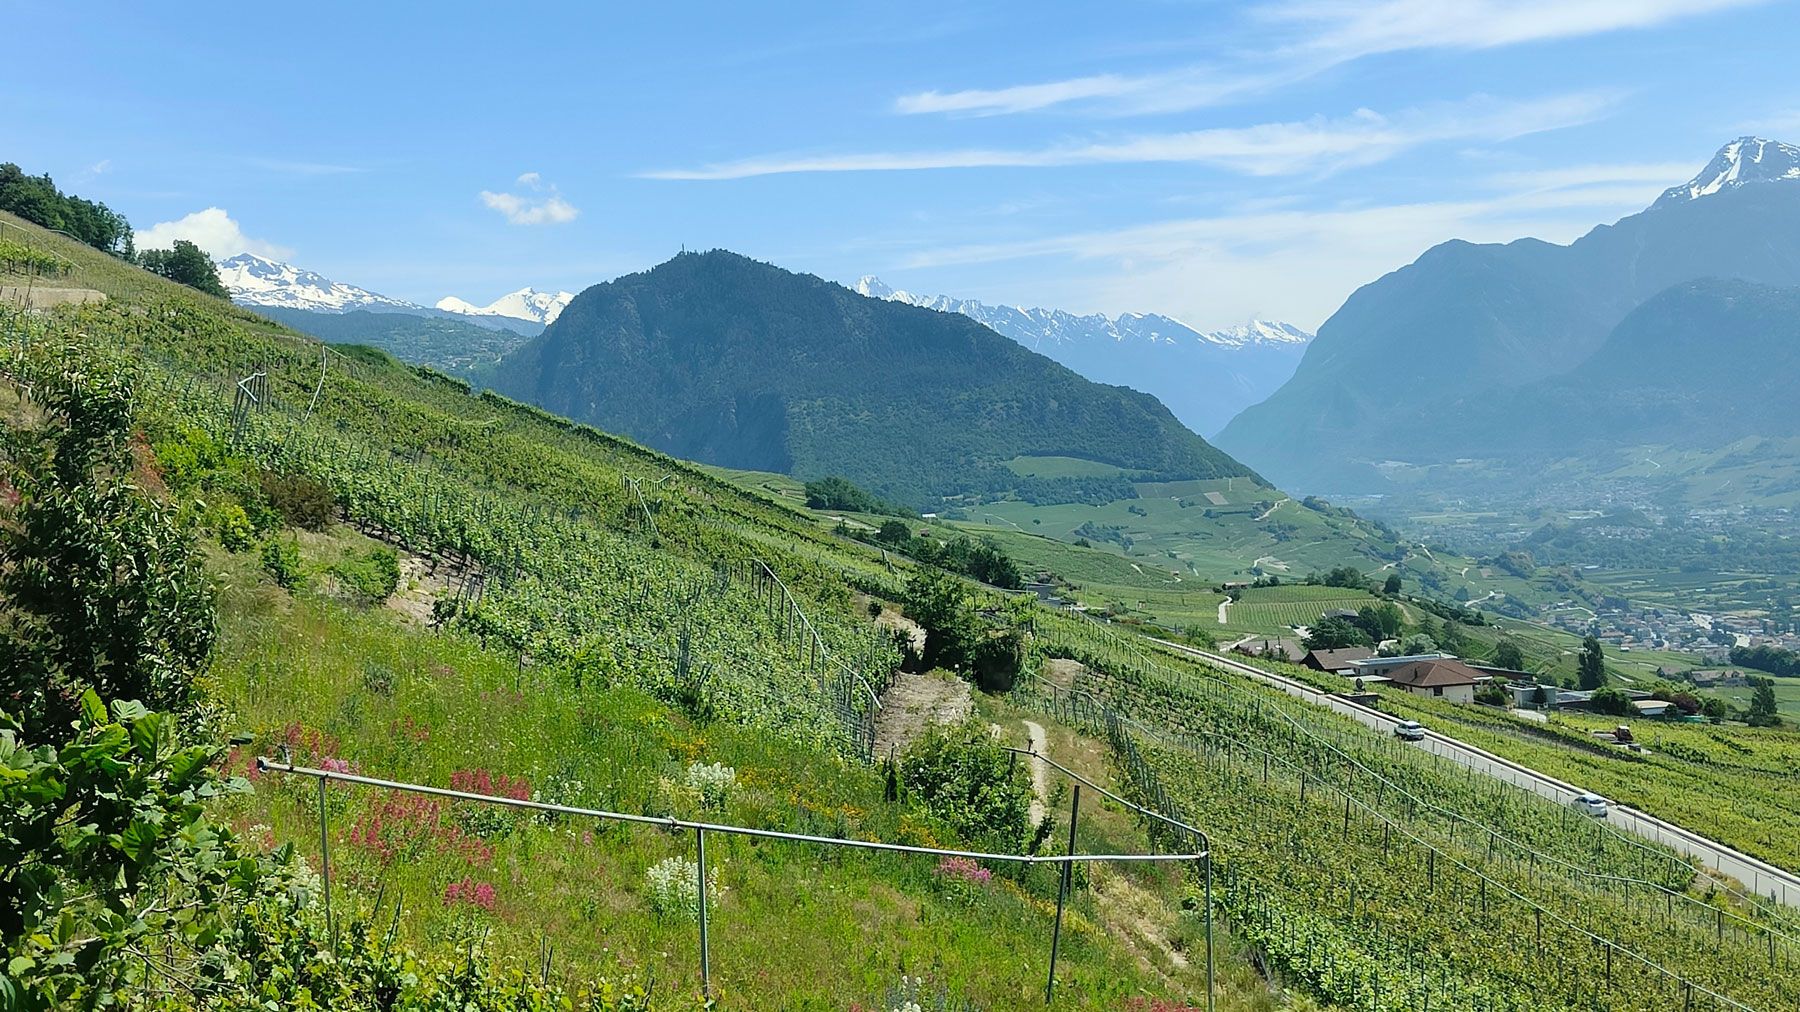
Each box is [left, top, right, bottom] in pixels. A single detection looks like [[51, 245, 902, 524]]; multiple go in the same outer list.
[[4, 213, 1281, 1010]]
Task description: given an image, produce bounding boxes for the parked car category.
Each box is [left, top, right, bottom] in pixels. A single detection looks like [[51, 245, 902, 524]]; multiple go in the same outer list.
[[1394, 720, 1426, 742], [1572, 792, 1609, 818]]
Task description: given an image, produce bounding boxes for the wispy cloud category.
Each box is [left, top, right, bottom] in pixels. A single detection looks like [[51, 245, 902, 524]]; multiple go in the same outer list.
[[887, 161, 1679, 328], [896, 0, 1763, 117], [479, 172, 579, 225], [645, 91, 1615, 180], [134, 208, 292, 260]]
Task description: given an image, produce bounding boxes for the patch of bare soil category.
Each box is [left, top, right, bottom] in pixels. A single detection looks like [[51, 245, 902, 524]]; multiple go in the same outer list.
[[854, 592, 926, 655], [872, 672, 972, 760], [386, 554, 453, 626]]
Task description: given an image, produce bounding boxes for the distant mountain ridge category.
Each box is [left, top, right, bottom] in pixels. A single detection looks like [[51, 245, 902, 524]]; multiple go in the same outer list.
[[219, 254, 547, 336], [219, 253, 423, 314], [853, 277, 1311, 436], [1217, 136, 1800, 493], [487, 250, 1260, 506], [436, 288, 575, 326]]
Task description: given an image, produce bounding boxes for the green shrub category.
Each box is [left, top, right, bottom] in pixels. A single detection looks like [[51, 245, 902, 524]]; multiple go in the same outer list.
[[260, 470, 336, 530], [261, 538, 304, 590], [899, 725, 1031, 850], [332, 548, 401, 602], [210, 501, 255, 552]]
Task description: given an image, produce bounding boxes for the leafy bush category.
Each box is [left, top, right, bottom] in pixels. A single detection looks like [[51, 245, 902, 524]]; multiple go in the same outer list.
[[332, 547, 401, 602], [261, 538, 305, 590], [209, 501, 256, 552], [899, 726, 1031, 851], [0, 340, 214, 742], [260, 470, 336, 530]]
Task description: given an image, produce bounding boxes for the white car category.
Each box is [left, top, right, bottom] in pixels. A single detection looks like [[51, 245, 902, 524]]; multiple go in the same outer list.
[[1572, 792, 1609, 818], [1394, 720, 1427, 742]]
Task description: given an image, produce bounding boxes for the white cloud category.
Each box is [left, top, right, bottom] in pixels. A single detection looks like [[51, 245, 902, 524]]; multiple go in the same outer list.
[[133, 208, 292, 260], [89, 159, 111, 175], [479, 173, 579, 225], [895, 0, 1763, 117], [645, 91, 1615, 180], [1269, 0, 1765, 57], [891, 173, 1669, 330]]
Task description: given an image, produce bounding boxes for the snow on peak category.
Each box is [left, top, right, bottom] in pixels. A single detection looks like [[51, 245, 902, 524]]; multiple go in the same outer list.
[[853, 275, 893, 299], [1655, 136, 1800, 208], [217, 253, 421, 313], [1204, 320, 1314, 348], [435, 287, 576, 325], [851, 276, 1311, 351]]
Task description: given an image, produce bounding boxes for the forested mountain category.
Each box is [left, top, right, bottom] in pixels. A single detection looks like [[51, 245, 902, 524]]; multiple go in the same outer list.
[[487, 249, 1258, 505], [854, 277, 1311, 437], [1217, 137, 1800, 492]]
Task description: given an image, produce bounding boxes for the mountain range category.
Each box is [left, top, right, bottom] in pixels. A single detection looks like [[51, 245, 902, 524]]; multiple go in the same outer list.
[[1217, 136, 1800, 497], [217, 253, 559, 334], [485, 250, 1258, 506], [854, 277, 1311, 437], [436, 288, 574, 326]]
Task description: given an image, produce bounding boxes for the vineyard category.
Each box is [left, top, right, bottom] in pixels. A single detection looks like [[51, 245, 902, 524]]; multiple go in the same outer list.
[[1022, 611, 1800, 1011], [8, 209, 1800, 1011]]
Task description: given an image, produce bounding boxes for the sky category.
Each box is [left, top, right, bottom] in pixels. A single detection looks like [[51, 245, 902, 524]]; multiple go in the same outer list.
[[5, 0, 1798, 329]]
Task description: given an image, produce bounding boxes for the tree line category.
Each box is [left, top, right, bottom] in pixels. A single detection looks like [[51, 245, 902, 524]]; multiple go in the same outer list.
[[2, 160, 228, 298]]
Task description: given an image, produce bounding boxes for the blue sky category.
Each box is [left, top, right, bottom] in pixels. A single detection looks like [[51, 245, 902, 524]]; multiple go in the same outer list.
[[6, 0, 1797, 328]]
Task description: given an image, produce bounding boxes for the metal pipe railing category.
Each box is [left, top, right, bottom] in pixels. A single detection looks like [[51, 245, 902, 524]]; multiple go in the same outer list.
[[258, 753, 1212, 1005]]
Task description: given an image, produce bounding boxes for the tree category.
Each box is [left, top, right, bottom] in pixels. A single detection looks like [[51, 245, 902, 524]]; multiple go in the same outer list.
[[901, 567, 977, 671], [1356, 602, 1404, 641], [1491, 639, 1527, 671], [875, 519, 912, 547], [1304, 616, 1372, 651], [138, 239, 227, 297], [1530, 684, 1548, 707], [1747, 676, 1781, 726], [1578, 636, 1607, 690], [0, 342, 215, 744], [1383, 572, 1403, 595], [1590, 686, 1633, 716]]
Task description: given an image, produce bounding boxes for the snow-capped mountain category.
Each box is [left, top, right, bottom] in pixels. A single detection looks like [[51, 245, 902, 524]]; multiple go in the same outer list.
[[436, 288, 575, 326], [1655, 136, 1800, 208], [218, 254, 422, 313], [852, 277, 1311, 436]]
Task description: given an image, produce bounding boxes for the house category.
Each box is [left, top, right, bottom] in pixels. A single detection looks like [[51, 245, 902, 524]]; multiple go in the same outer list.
[[1684, 666, 1742, 687], [1631, 699, 1676, 718], [1321, 608, 1361, 622], [1235, 637, 1307, 663], [1384, 658, 1483, 703], [1302, 647, 1374, 674]]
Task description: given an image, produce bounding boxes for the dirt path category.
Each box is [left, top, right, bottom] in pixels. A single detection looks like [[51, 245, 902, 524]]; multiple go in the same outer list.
[[871, 672, 972, 760], [1217, 598, 1232, 625], [1022, 719, 1049, 826]]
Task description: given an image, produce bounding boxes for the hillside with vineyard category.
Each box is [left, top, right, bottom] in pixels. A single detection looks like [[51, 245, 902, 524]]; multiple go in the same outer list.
[[6, 211, 1800, 1011]]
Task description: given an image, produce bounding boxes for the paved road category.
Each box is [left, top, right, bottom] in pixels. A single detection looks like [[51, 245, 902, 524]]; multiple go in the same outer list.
[[1151, 638, 1800, 909]]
